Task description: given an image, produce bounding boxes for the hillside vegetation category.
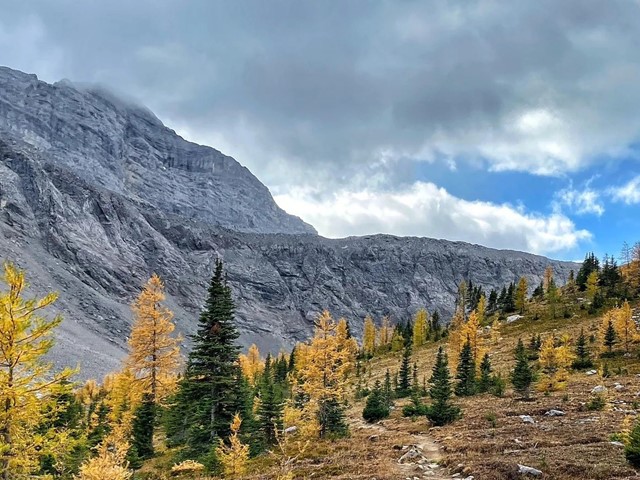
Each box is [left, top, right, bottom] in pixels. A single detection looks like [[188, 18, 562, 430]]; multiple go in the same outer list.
[[1, 243, 640, 479]]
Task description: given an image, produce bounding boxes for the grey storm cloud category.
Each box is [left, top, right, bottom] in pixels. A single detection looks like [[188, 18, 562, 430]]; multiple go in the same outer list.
[[2, 0, 640, 196]]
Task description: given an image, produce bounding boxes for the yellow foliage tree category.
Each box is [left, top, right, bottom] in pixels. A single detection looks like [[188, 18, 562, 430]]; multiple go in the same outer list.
[[299, 311, 355, 437], [614, 301, 637, 354], [543, 266, 554, 293], [377, 316, 393, 348], [239, 343, 264, 385], [490, 315, 501, 344], [336, 318, 359, 366], [449, 310, 483, 370], [362, 315, 376, 355], [515, 277, 528, 314], [447, 308, 465, 368], [412, 308, 428, 348], [127, 274, 181, 405], [102, 368, 140, 427], [216, 413, 249, 478], [76, 424, 132, 480], [476, 294, 486, 323], [390, 328, 404, 352], [0, 262, 76, 478], [586, 271, 599, 303], [537, 336, 573, 392], [461, 310, 481, 360], [271, 405, 318, 480]]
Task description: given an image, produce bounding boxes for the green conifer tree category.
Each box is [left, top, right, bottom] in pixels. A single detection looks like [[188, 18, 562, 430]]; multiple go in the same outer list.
[[412, 362, 420, 395], [167, 259, 241, 457], [454, 339, 476, 396], [572, 328, 593, 369], [625, 420, 640, 468], [605, 318, 617, 354], [477, 353, 492, 393], [257, 376, 284, 446], [362, 380, 390, 422], [383, 369, 393, 408], [396, 344, 412, 397], [426, 347, 460, 426], [130, 393, 155, 461], [511, 339, 534, 399]]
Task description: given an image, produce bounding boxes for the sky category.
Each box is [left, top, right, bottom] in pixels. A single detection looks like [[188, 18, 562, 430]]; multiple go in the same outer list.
[[1, 1, 639, 261]]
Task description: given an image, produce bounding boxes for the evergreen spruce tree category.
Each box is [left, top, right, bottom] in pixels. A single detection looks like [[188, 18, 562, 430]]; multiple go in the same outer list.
[[511, 339, 534, 399], [257, 376, 284, 446], [431, 311, 441, 340], [605, 318, 617, 354], [383, 369, 393, 408], [504, 283, 516, 312], [288, 346, 296, 373], [166, 259, 241, 457], [362, 380, 390, 422], [572, 328, 593, 369], [412, 362, 420, 395], [274, 356, 288, 383], [396, 344, 412, 397], [454, 339, 476, 396], [488, 289, 498, 312], [478, 353, 492, 393], [625, 420, 640, 468], [130, 393, 155, 461], [427, 347, 460, 426]]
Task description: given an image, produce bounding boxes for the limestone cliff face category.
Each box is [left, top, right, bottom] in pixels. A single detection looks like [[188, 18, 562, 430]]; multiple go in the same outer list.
[[0, 67, 577, 378]]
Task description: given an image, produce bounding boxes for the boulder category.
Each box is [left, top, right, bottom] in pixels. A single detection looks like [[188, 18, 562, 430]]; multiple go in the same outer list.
[[518, 464, 543, 476], [519, 415, 535, 424], [591, 385, 606, 394], [544, 410, 565, 417]]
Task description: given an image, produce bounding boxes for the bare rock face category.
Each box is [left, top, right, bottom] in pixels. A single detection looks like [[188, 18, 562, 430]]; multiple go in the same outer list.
[[0, 66, 578, 379]]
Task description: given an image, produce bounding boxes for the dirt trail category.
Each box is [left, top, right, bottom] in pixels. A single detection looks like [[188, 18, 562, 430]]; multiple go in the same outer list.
[[352, 418, 451, 479]]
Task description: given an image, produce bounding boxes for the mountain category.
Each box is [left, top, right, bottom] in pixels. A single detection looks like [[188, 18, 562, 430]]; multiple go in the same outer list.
[[0, 67, 578, 379]]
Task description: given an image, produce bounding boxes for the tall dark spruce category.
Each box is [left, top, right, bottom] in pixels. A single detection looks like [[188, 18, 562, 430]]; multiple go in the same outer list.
[[167, 259, 241, 457]]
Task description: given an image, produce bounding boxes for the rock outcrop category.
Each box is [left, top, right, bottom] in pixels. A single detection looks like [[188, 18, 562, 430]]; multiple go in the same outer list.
[[0, 66, 578, 379]]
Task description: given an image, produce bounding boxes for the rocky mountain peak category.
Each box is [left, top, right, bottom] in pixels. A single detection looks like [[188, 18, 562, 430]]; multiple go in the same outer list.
[[0, 66, 576, 379]]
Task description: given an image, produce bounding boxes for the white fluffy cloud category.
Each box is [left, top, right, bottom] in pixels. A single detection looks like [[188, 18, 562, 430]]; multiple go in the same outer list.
[[554, 185, 605, 216], [275, 182, 591, 255], [609, 175, 640, 204]]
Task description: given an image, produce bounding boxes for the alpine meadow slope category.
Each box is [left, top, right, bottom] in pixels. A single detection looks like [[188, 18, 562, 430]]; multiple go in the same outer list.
[[0, 66, 577, 378]]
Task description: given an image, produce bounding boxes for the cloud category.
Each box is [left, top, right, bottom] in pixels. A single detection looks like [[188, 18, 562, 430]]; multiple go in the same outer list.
[[554, 185, 605, 216], [2, 1, 640, 193], [609, 175, 640, 204], [275, 182, 591, 255]]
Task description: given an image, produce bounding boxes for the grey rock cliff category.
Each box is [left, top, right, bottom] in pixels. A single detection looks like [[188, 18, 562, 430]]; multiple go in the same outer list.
[[0, 67, 578, 379]]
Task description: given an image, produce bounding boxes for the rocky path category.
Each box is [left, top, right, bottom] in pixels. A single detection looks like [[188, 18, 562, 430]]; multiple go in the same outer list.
[[352, 417, 454, 480], [396, 431, 450, 480]]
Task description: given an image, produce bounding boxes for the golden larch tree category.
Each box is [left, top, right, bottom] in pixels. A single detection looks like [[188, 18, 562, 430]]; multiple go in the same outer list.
[[586, 271, 599, 303], [490, 315, 501, 344], [336, 318, 359, 365], [127, 274, 181, 404], [300, 311, 356, 436], [614, 301, 637, 353], [76, 422, 132, 480], [543, 266, 554, 293], [0, 263, 75, 478], [377, 316, 393, 348], [216, 413, 250, 478], [412, 308, 428, 348], [239, 343, 264, 385], [515, 277, 528, 314], [537, 336, 573, 392], [476, 294, 486, 323], [362, 315, 376, 355]]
